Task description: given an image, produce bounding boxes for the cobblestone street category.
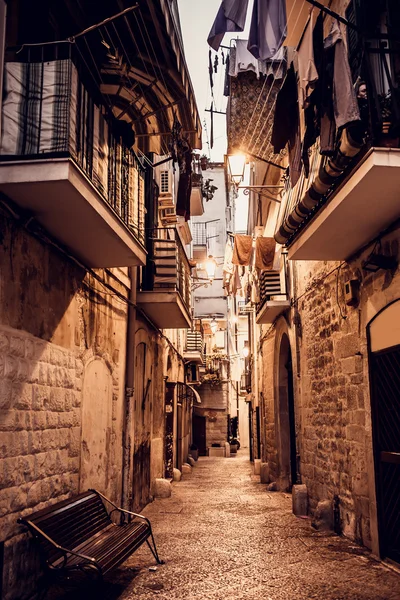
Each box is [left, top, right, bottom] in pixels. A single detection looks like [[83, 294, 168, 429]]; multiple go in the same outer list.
[[50, 452, 400, 600]]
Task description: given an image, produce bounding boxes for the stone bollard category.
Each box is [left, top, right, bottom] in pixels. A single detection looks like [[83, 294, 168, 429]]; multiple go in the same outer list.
[[312, 499, 333, 531], [153, 478, 172, 498], [292, 484, 308, 516], [254, 459, 261, 475], [260, 462, 270, 483], [224, 442, 231, 457], [181, 463, 192, 474], [187, 456, 196, 467], [173, 468, 182, 482]]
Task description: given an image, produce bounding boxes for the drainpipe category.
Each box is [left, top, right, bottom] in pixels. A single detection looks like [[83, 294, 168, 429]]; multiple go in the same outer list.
[[122, 267, 137, 511], [251, 307, 260, 458]]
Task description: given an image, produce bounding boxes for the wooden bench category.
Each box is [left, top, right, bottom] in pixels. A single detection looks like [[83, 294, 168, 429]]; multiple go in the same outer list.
[[18, 489, 163, 590]]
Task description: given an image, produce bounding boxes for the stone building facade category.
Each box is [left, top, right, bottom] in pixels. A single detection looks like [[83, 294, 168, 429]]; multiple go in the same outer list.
[[225, 0, 400, 565], [0, 1, 202, 598]]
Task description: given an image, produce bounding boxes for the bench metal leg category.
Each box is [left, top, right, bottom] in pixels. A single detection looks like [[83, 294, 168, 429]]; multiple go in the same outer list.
[[146, 531, 164, 565]]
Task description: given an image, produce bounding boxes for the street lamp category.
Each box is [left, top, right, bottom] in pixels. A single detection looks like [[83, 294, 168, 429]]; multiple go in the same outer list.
[[204, 255, 217, 281], [242, 342, 250, 358], [227, 152, 246, 184], [191, 255, 218, 290], [227, 150, 285, 202]]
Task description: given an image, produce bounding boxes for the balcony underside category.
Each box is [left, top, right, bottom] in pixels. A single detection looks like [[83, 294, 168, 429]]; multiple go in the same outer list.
[[256, 300, 290, 324], [288, 149, 400, 261], [183, 351, 204, 364], [0, 159, 146, 268], [137, 291, 192, 329], [190, 187, 204, 216]]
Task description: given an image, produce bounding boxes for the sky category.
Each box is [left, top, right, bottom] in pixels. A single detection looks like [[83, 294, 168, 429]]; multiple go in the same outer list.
[[177, 0, 255, 162], [177, 0, 254, 229]]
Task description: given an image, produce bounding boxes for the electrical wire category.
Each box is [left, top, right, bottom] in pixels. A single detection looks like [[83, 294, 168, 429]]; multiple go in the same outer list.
[[249, 0, 307, 157], [14, 5, 139, 53], [242, 0, 304, 150]]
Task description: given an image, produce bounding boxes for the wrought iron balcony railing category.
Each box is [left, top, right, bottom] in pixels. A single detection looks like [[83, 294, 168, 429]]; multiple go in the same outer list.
[[141, 227, 191, 312], [0, 49, 145, 249]]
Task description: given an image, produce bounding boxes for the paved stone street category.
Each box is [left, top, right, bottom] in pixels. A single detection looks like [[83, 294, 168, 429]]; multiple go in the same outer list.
[[49, 453, 400, 600]]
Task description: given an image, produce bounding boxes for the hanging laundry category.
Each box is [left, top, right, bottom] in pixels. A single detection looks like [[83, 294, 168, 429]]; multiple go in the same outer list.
[[255, 237, 276, 270], [224, 52, 231, 96], [176, 143, 192, 221], [320, 20, 360, 154], [249, 268, 260, 303], [210, 102, 214, 149], [209, 49, 214, 90], [229, 44, 286, 80], [230, 265, 243, 295], [302, 11, 324, 175], [232, 235, 253, 266], [271, 63, 301, 186], [297, 11, 319, 109], [208, 0, 249, 52], [248, 0, 287, 61], [214, 54, 219, 74]]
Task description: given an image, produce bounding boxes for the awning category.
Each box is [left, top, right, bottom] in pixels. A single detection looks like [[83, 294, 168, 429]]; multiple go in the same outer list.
[[186, 383, 202, 404]]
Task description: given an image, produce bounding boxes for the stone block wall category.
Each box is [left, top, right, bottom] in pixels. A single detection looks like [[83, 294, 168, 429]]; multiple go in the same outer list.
[[0, 325, 81, 597], [0, 216, 128, 599], [256, 226, 400, 553]]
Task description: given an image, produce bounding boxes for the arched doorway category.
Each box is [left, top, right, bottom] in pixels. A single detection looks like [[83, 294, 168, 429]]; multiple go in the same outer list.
[[368, 299, 400, 563], [276, 334, 297, 490], [133, 341, 152, 510], [80, 358, 112, 495]]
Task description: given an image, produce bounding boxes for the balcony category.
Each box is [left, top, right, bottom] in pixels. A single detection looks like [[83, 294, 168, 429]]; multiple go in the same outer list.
[[0, 58, 146, 267], [137, 228, 192, 329], [256, 269, 290, 325], [274, 9, 400, 262], [183, 330, 205, 365], [281, 146, 400, 261]]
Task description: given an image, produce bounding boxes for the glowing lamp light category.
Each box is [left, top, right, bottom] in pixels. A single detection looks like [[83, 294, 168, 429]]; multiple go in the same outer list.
[[227, 152, 246, 185], [205, 255, 217, 281], [210, 318, 218, 334]]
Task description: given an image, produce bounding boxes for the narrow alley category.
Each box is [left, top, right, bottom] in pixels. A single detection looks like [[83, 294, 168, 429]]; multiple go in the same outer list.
[[55, 454, 400, 600]]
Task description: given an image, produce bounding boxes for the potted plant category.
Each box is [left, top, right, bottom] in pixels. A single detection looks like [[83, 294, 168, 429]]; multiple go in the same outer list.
[[200, 154, 208, 171]]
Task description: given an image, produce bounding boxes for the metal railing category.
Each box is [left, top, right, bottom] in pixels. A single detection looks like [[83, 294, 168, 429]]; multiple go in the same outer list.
[[192, 223, 207, 246], [185, 331, 204, 353], [142, 228, 191, 312], [0, 46, 145, 246], [275, 4, 400, 246]]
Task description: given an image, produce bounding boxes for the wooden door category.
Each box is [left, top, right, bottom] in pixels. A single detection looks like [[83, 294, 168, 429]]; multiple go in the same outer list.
[[133, 342, 151, 511], [193, 414, 206, 456], [370, 344, 400, 563]]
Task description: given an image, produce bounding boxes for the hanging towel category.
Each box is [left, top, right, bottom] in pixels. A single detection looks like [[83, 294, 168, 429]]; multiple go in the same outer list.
[[210, 101, 214, 149], [232, 235, 253, 266], [271, 63, 301, 186], [208, 0, 249, 52], [247, 0, 287, 61], [255, 237, 276, 270], [209, 49, 214, 90], [297, 11, 319, 109]]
